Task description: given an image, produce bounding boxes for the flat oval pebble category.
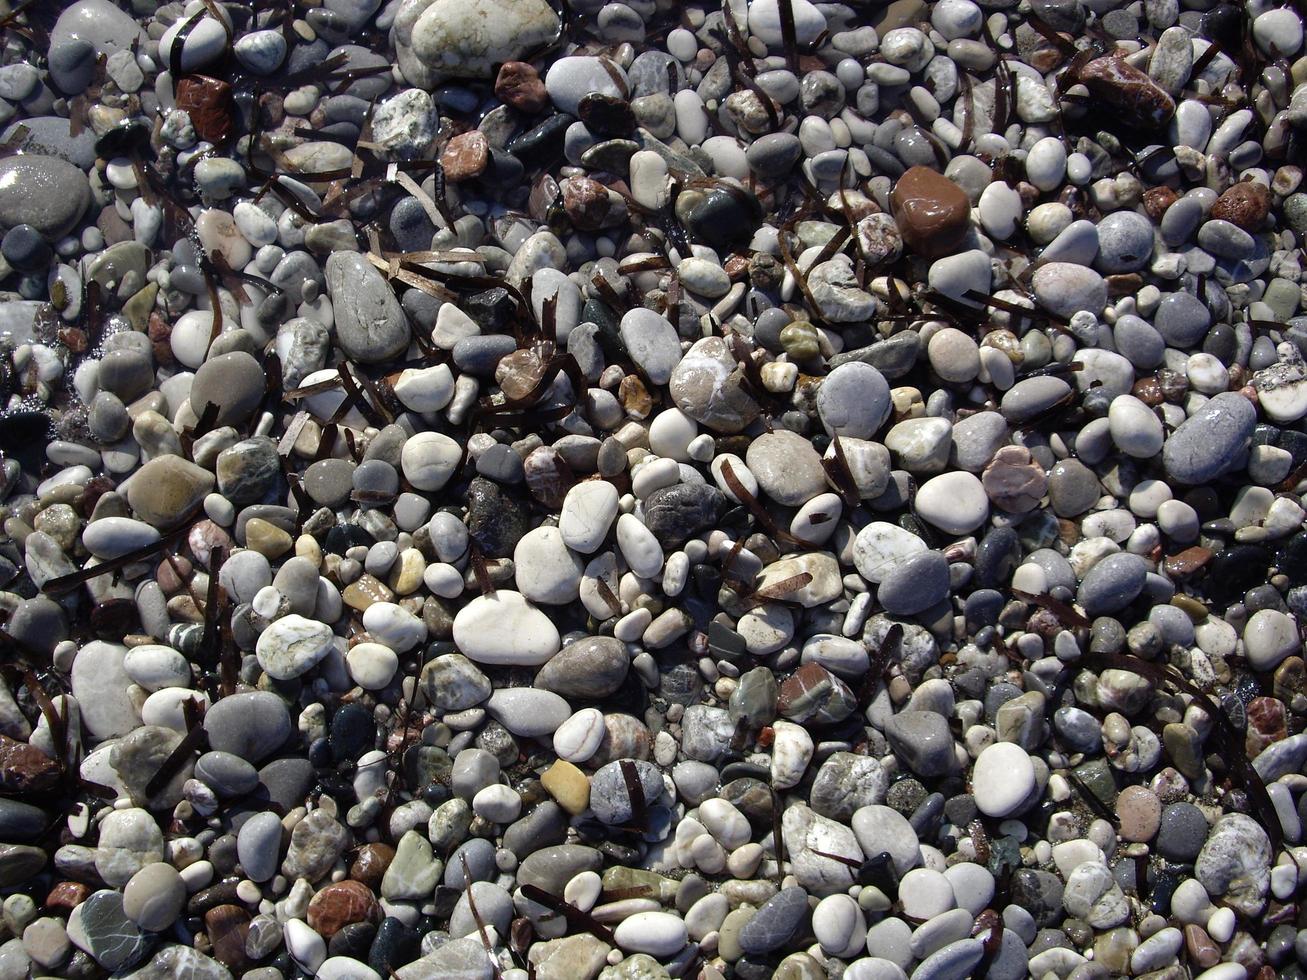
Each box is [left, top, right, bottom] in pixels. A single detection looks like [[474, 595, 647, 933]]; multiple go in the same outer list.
[[972, 742, 1035, 817]]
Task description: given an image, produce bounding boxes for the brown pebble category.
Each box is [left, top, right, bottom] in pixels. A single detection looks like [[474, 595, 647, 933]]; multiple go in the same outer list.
[[188, 519, 231, 569], [204, 904, 252, 972], [1211, 180, 1270, 230], [1114, 785, 1161, 842], [523, 447, 574, 509], [776, 663, 855, 724], [440, 131, 489, 182], [174, 74, 235, 145], [1143, 186, 1179, 221], [155, 554, 194, 594], [982, 445, 1048, 514], [1245, 695, 1288, 758], [1162, 546, 1212, 579], [578, 92, 635, 136], [147, 312, 174, 367], [495, 348, 548, 401], [1273, 656, 1307, 704], [494, 61, 547, 114], [350, 843, 395, 891], [528, 173, 560, 222], [561, 176, 611, 231], [1184, 924, 1220, 968], [619, 375, 654, 419], [45, 882, 90, 914], [1077, 50, 1175, 129], [1131, 376, 1165, 406], [306, 880, 381, 939], [888, 166, 971, 258], [0, 734, 60, 793]]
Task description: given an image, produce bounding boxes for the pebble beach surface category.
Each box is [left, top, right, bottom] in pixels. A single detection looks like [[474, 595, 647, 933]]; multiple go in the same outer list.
[[0, 0, 1303, 978]]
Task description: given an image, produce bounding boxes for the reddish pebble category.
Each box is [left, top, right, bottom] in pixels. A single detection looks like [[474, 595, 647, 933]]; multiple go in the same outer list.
[[1245, 695, 1288, 758], [0, 734, 61, 793], [1143, 185, 1179, 221], [1184, 924, 1221, 968], [188, 519, 232, 569], [1114, 785, 1161, 842], [1163, 546, 1213, 579], [889, 166, 971, 259], [350, 843, 395, 891], [147, 312, 174, 367], [982, 445, 1048, 514], [45, 882, 90, 914], [494, 61, 547, 114], [174, 75, 235, 145], [204, 904, 252, 972], [306, 880, 381, 938], [561, 176, 611, 231], [1210, 180, 1270, 230], [441, 131, 489, 182]]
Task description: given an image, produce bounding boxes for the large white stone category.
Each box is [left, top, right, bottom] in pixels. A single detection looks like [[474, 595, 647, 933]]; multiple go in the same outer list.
[[453, 590, 561, 666], [255, 614, 335, 680]]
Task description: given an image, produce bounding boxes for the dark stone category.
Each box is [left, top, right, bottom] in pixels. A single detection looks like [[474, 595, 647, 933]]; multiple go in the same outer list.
[[658, 661, 704, 706], [909, 792, 946, 838], [330, 703, 375, 763], [1205, 544, 1272, 602], [506, 113, 573, 167], [1010, 869, 1064, 927], [369, 917, 420, 975], [78, 890, 149, 970], [738, 887, 809, 955], [578, 93, 635, 136], [389, 196, 437, 252], [325, 523, 374, 555], [328, 921, 376, 960], [533, 636, 629, 699], [827, 331, 922, 379], [463, 288, 518, 332], [708, 621, 747, 659], [502, 801, 569, 857], [1, 224, 50, 271], [444, 838, 496, 889], [1200, 4, 1242, 47], [974, 527, 1021, 589], [680, 185, 764, 250], [465, 477, 531, 558], [643, 483, 727, 547], [720, 776, 774, 830], [1156, 802, 1207, 862], [1278, 532, 1307, 586], [0, 798, 48, 841], [258, 758, 316, 811]]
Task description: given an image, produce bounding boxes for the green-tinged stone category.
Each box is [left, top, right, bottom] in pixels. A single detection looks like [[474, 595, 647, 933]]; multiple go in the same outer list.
[[123, 283, 158, 331], [601, 866, 678, 903], [1073, 757, 1119, 806]]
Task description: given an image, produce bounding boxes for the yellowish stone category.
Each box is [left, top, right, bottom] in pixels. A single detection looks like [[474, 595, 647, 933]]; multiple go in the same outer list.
[[123, 282, 158, 331], [388, 548, 426, 595], [245, 518, 293, 559], [541, 760, 590, 815], [342, 574, 393, 611], [295, 534, 322, 566]]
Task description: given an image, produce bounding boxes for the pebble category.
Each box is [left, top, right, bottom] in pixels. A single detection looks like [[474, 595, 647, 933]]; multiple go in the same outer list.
[[972, 742, 1035, 817], [453, 591, 561, 665], [0, 154, 91, 241], [0, 0, 1302, 975]]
